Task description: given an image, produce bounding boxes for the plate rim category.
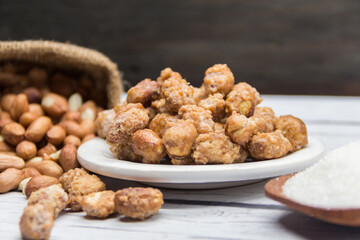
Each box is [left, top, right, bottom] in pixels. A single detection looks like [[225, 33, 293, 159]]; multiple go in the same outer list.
[[77, 136, 324, 184]]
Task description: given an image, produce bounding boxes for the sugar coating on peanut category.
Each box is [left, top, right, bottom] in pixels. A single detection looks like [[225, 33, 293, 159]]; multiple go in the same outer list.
[[80, 190, 116, 218], [115, 187, 163, 220], [27, 184, 69, 217], [105, 65, 308, 164], [59, 168, 106, 211], [248, 130, 292, 160], [19, 204, 54, 240], [203, 64, 234, 96]]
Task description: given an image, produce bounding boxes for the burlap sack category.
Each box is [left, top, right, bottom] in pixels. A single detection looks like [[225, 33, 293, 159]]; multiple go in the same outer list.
[[0, 40, 123, 107]]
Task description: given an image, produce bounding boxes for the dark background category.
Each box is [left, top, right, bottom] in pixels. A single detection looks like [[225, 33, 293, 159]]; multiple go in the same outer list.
[[1, 0, 360, 95]]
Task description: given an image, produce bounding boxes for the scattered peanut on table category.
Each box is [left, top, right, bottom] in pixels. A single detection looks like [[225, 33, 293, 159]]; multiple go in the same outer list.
[[0, 63, 169, 239]]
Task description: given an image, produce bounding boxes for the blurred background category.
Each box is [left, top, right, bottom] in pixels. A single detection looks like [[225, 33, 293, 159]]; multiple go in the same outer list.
[[1, 0, 360, 95]]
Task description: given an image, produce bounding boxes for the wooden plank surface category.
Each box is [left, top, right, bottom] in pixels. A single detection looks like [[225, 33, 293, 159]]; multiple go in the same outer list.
[[1, 1, 360, 95], [1, 95, 360, 239]]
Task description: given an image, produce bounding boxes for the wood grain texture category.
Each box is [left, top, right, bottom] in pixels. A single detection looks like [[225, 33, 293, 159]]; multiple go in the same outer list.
[[1, 95, 360, 239], [1, 1, 360, 95]]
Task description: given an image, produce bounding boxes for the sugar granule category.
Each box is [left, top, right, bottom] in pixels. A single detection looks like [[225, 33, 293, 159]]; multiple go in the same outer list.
[[283, 141, 360, 208]]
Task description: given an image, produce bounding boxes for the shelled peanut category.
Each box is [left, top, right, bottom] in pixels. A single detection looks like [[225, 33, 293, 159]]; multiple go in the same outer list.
[[0, 85, 99, 194]]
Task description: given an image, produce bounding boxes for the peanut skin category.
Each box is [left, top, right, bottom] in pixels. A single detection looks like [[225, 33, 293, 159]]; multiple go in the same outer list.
[[0, 168, 25, 193], [25, 116, 52, 142]]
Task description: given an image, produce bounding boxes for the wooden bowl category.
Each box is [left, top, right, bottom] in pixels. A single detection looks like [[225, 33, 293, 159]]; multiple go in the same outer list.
[[265, 174, 360, 227]]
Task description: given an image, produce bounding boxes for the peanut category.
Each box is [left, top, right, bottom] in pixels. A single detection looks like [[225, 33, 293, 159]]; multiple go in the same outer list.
[[0, 136, 13, 152], [2, 122, 25, 145], [28, 103, 44, 116], [16, 141, 37, 160], [28, 67, 48, 87], [68, 93, 83, 111], [82, 134, 96, 144], [26, 160, 63, 179], [10, 93, 29, 121], [0, 94, 16, 112], [0, 112, 13, 131], [25, 175, 58, 198], [41, 93, 69, 117], [23, 87, 42, 103], [18, 177, 31, 194], [47, 150, 61, 161], [0, 168, 25, 193], [60, 120, 85, 138], [80, 119, 96, 136], [0, 153, 25, 171], [59, 144, 79, 172], [62, 111, 81, 122], [79, 100, 96, 120], [46, 125, 66, 146], [25, 116, 52, 142], [26, 157, 42, 165], [64, 135, 81, 147], [23, 167, 41, 178], [19, 112, 39, 128], [37, 143, 57, 157]]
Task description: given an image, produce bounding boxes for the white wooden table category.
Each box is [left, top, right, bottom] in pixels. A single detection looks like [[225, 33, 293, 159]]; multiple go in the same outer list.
[[1, 95, 360, 239]]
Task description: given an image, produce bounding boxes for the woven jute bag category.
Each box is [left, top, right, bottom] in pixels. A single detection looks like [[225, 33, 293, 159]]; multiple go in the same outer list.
[[0, 40, 123, 107]]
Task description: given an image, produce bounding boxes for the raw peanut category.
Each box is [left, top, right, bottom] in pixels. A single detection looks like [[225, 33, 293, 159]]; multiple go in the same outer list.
[[0, 168, 25, 193], [19, 112, 39, 128], [50, 73, 75, 97], [37, 143, 57, 157], [10, 93, 29, 120], [0, 153, 25, 171], [0, 94, 16, 112], [29, 160, 63, 179], [23, 87, 42, 103], [0, 136, 13, 152], [79, 100, 96, 120], [0, 151, 17, 156], [80, 119, 96, 136], [28, 103, 44, 116], [2, 63, 17, 73], [41, 93, 69, 117], [25, 116, 52, 142], [26, 157, 42, 165], [82, 134, 95, 144], [0, 72, 16, 85], [16, 141, 37, 160], [0, 112, 11, 121], [14, 62, 32, 74], [2, 122, 25, 145], [60, 120, 85, 138], [25, 175, 58, 198], [47, 126, 66, 146], [62, 111, 81, 122], [0, 112, 13, 130], [59, 144, 79, 172], [64, 135, 81, 148], [23, 167, 41, 178], [68, 93, 83, 111], [28, 67, 48, 87], [15, 75, 29, 88], [18, 177, 31, 194], [47, 150, 61, 161]]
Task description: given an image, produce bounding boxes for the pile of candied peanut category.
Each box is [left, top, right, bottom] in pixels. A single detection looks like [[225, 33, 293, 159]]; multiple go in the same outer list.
[[0, 63, 164, 239], [99, 64, 308, 165]]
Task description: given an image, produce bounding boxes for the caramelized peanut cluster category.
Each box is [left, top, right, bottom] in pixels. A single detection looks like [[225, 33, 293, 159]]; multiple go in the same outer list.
[[98, 64, 308, 164], [19, 169, 164, 239]]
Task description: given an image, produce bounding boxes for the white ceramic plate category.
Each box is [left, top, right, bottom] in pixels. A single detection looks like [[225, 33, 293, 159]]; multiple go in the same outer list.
[[78, 136, 324, 189]]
